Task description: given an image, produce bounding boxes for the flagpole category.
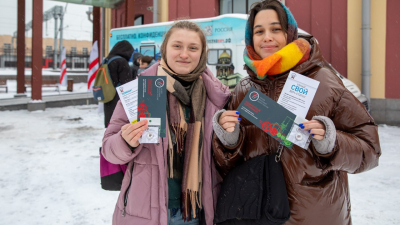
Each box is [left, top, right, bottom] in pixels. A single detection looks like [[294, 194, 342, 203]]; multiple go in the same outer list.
[[88, 40, 99, 92], [59, 47, 67, 91]]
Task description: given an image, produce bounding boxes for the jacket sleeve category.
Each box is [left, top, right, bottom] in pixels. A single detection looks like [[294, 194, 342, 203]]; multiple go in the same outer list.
[[212, 83, 248, 176], [310, 79, 381, 174], [102, 101, 145, 165]]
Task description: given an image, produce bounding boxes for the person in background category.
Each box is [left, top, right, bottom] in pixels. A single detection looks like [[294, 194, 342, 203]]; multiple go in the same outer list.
[[212, 0, 381, 224], [155, 52, 162, 62], [130, 52, 143, 80], [102, 21, 230, 225], [138, 55, 156, 74], [103, 40, 134, 128]]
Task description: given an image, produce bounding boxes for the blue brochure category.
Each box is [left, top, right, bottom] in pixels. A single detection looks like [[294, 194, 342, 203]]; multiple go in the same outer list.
[[138, 76, 167, 137]]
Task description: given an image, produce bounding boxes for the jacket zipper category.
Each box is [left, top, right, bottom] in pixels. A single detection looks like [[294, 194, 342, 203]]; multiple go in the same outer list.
[[211, 142, 216, 215], [122, 162, 135, 217], [162, 138, 168, 209]]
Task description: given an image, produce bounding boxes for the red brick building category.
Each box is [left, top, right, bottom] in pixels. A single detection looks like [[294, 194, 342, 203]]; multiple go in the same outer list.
[[107, 0, 399, 125]]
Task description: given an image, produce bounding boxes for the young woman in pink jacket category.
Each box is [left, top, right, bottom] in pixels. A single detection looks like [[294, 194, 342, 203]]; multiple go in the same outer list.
[[102, 21, 231, 225]]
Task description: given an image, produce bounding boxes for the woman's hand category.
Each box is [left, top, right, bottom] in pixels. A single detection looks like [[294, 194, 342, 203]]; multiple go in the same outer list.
[[121, 120, 149, 148], [218, 111, 241, 132], [299, 120, 326, 140]]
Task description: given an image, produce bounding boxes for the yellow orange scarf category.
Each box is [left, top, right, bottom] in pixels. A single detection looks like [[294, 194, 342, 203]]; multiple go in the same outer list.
[[244, 38, 311, 80]]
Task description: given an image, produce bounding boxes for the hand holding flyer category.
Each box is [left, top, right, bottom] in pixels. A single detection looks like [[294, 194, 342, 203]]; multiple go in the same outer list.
[[237, 71, 319, 149], [116, 76, 167, 144], [237, 87, 296, 148], [277, 71, 319, 148]]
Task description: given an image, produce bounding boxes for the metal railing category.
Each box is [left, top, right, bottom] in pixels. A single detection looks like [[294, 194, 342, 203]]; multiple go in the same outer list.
[[0, 48, 90, 69]]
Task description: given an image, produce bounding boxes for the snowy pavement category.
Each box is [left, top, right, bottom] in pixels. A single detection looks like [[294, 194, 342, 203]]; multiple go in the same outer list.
[[0, 105, 399, 224], [348, 124, 400, 224]]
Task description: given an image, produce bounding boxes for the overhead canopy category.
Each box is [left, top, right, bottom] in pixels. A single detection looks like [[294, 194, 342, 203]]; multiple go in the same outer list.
[[50, 0, 124, 8]]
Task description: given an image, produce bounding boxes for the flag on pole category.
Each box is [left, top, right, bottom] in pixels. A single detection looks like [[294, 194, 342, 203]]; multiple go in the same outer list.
[[60, 47, 67, 86], [88, 40, 99, 91]]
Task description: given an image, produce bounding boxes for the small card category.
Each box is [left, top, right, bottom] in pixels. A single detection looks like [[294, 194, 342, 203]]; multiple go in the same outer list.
[[286, 116, 312, 149], [116, 80, 139, 124], [139, 117, 161, 144], [139, 126, 160, 144], [140, 117, 161, 126]]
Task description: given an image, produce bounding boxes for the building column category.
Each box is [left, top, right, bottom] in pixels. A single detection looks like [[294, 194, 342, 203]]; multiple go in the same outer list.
[[370, 0, 386, 99], [160, 0, 169, 22], [385, 0, 398, 99], [104, 8, 112, 55], [93, 7, 101, 59], [16, 0, 26, 95], [347, 0, 362, 87], [126, 0, 135, 26], [31, 0, 43, 101]]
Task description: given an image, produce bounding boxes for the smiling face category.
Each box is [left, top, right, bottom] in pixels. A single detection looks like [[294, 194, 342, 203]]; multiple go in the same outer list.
[[253, 9, 287, 59], [165, 28, 202, 74]]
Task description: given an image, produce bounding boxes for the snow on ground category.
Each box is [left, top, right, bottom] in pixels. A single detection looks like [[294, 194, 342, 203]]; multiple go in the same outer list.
[[0, 105, 117, 224], [0, 106, 399, 224], [349, 124, 400, 225]]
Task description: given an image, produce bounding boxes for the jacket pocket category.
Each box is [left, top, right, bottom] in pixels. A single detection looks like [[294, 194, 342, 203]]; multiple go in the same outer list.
[[118, 162, 152, 219], [151, 164, 160, 208], [134, 145, 160, 208]]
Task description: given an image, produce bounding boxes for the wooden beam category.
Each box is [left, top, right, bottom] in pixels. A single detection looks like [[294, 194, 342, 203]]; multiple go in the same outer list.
[[32, 0, 43, 100], [17, 0, 26, 94]]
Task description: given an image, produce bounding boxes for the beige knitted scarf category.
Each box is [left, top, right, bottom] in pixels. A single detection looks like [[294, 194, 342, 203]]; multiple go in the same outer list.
[[158, 59, 206, 221]]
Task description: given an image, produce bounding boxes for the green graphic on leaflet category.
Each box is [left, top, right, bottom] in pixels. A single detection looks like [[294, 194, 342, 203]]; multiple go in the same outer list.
[[261, 116, 293, 147], [237, 87, 295, 148]]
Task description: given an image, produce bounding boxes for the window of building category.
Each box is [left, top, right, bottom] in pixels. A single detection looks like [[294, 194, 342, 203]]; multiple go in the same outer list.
[[220, 0, 232, 14], [71, 47, 76, 55], [135, 15, 143, 26], [247, 0, 259, 10], [140, 45, 155, 58], [207, 48, 233, 65], [220, 0, 285, 15], [4, 43, 11, 54], [233, 0, 246, 14], [82, 47, 88, 55], [46, 46, 52, 56]]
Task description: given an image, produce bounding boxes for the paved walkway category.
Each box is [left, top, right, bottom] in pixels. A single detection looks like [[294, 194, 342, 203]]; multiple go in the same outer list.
[[0, 92, 92, 106]]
